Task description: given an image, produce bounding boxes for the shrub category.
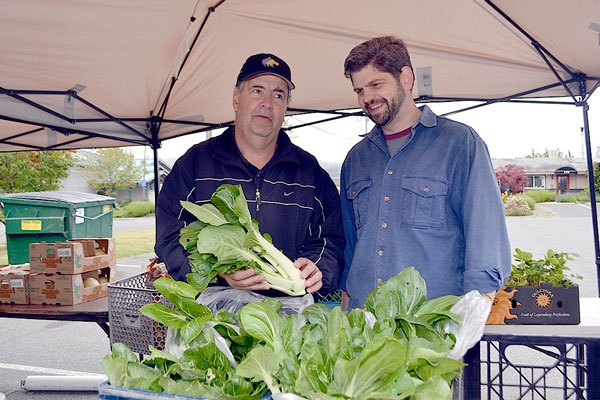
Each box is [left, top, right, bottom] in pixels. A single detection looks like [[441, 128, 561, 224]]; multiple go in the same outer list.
[[504, 194, 532, 216], [575, 188, 591, 202], [119, 199, 132, 207], [556, 195, 578, 203], [523, 189, 555, 203], [515, 193, 535, 211], [125, 201, 155, 217]]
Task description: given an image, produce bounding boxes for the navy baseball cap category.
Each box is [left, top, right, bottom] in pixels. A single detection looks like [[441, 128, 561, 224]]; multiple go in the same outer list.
[[236, 53, 295, 90]]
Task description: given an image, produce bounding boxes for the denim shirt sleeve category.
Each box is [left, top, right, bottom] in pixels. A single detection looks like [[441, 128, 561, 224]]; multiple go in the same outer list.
[[339, 161, 357, 291], [458, 129, 512, 293]]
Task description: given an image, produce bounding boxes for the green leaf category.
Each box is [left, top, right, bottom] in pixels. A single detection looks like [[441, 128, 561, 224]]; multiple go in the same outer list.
[[196, 224, 258, 265], [179, 220, 206, 252], [143, 346, 180, 373], [180, 314, 213, 344], [365, 267, 427, 320], [211, 184, 243, 224], [152, 277, 199, 302], [122, 362, 161, 390], [328, 337, 407, 398], [159, 376, 223, 398], [140, 303, 189, 328], [186, 264, 219, 292], [181, 201, 229, 226], [238, 301, 286, 353], [236, 346, 285, 394], [412, 376, 453, 400], [184, 341, 232, 373]]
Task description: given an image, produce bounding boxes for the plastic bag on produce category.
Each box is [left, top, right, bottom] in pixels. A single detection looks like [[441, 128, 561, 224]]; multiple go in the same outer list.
[[271, 394, 309, 400], [165, 287, 313, 359], [195, 286, 314, 317], [445, 290, 492, 360]]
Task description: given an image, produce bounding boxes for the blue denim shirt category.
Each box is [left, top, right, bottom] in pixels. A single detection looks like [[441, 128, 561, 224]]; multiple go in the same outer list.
[[340, 106, 511, 309]]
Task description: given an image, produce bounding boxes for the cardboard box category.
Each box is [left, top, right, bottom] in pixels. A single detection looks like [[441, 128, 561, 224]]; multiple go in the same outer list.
[[0, 264, 31, 304], [487, 283, 580, 325], [29, 238, 116, 275], [29, 267, 116, 305]]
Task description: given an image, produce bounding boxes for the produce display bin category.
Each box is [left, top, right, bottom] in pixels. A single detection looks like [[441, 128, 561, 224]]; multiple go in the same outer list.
[[99, 380, 271, 399], [108, 273, 172, 355], [0, 191, 115, 264]]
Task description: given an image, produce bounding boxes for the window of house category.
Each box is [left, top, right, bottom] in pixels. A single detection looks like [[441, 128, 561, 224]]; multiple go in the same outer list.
[[527, 175, 545, 188]]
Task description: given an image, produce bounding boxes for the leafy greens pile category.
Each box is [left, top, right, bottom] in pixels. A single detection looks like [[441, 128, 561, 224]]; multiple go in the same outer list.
[[179, 184, 305, 296], [104, 267, 465, 399]]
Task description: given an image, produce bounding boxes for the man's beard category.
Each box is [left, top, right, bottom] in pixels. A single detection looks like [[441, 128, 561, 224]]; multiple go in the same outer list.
[[364, 90, 404, 127]]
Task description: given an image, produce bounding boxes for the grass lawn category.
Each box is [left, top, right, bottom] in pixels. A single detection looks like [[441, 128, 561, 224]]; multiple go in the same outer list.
[[0, 228, 155, 265]]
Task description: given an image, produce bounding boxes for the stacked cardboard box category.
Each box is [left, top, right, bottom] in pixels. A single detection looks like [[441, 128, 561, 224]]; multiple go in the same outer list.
[[0, 264, 31, 304], [28, 238, 117, 305]]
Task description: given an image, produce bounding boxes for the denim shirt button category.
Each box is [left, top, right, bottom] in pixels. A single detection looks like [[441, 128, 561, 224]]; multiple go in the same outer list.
[[383, 195, 390, 202], [423, 186, 430, 193], [377, 250, 384, 257], [387, 169, 394, 175], [381, 222, 387, 229]]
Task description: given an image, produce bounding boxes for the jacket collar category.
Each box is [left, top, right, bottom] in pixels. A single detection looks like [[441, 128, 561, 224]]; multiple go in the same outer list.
[[213, 126, 301, 169]]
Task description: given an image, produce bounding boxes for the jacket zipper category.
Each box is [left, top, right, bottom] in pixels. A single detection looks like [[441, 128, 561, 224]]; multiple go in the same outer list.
[[255, 187, 261, 212]]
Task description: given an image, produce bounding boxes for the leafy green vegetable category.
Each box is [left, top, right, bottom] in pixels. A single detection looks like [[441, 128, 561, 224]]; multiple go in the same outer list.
[[508, 248, 582, 287], [234, 267, 464, 399], [180, 184, 305, 296], [105, 268, 468, 399]]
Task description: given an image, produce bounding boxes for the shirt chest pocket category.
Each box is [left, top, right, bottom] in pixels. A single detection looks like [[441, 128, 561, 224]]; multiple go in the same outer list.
[[401, 177, 447, 229], [346, 179, 372, 229]]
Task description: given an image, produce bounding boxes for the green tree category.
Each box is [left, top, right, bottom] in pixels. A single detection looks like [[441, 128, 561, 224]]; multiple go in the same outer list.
[[83, 148, 141, 197], [0, 151, 74, 193], [525, 148, 573, 158]]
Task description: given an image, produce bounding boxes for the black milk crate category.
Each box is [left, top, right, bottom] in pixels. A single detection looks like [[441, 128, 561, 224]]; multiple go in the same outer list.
[[462, 334, 600, 400], [108, 273, 173, 355]]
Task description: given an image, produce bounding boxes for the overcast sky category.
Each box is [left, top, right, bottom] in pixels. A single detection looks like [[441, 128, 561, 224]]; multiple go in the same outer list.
[[133, 94, 600, 165]]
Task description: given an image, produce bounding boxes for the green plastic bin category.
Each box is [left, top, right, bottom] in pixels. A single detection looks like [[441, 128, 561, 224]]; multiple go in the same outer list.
[[0, 191, 115, 264]]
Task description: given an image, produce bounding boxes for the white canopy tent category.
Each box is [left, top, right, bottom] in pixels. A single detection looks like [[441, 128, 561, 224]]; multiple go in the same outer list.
[[1, 0, 600, 283]]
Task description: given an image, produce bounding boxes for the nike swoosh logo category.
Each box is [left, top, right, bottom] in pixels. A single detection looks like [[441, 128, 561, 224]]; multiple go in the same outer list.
[[284, 191, 294, 196]]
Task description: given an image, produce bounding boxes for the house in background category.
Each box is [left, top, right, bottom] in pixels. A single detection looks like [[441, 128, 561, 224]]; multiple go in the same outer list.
[[60, 151, 172, 203], [492, 157, 588, 194]]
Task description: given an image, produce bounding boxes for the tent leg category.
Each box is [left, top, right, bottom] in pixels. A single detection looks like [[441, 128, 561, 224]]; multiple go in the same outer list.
[[580, 98, 600, 295], [148, 116, 161, 205], [153, 145, 159, 204]]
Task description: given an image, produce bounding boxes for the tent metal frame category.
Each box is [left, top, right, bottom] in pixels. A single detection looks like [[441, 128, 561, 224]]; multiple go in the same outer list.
[[0, 1, 599, 286]]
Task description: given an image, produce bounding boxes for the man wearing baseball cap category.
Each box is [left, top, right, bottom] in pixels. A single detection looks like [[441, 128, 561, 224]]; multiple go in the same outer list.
[[155, 53, 344, 299]]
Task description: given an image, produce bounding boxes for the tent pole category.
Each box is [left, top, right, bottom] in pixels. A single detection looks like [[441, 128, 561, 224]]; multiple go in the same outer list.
[[578, 76, 600, 294], [153, 145, 159, 204], [148, 116, 161, 204]]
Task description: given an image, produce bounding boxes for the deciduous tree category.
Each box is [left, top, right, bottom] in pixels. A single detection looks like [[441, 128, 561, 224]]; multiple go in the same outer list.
[[82, 148, 141, 197], [0, 151, 74, 193], [496, 164, 527, 194]]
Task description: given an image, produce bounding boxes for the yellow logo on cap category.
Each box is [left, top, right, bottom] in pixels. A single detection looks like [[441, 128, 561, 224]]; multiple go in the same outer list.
[[263, 57, 280, 68]]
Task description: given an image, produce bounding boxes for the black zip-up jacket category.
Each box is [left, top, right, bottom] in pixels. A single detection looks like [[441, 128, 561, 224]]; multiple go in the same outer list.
[[154, 127, 345, 296]]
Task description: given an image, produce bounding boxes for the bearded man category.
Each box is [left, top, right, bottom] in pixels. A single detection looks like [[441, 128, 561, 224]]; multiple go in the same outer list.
[[339, 36, 511, 310]]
